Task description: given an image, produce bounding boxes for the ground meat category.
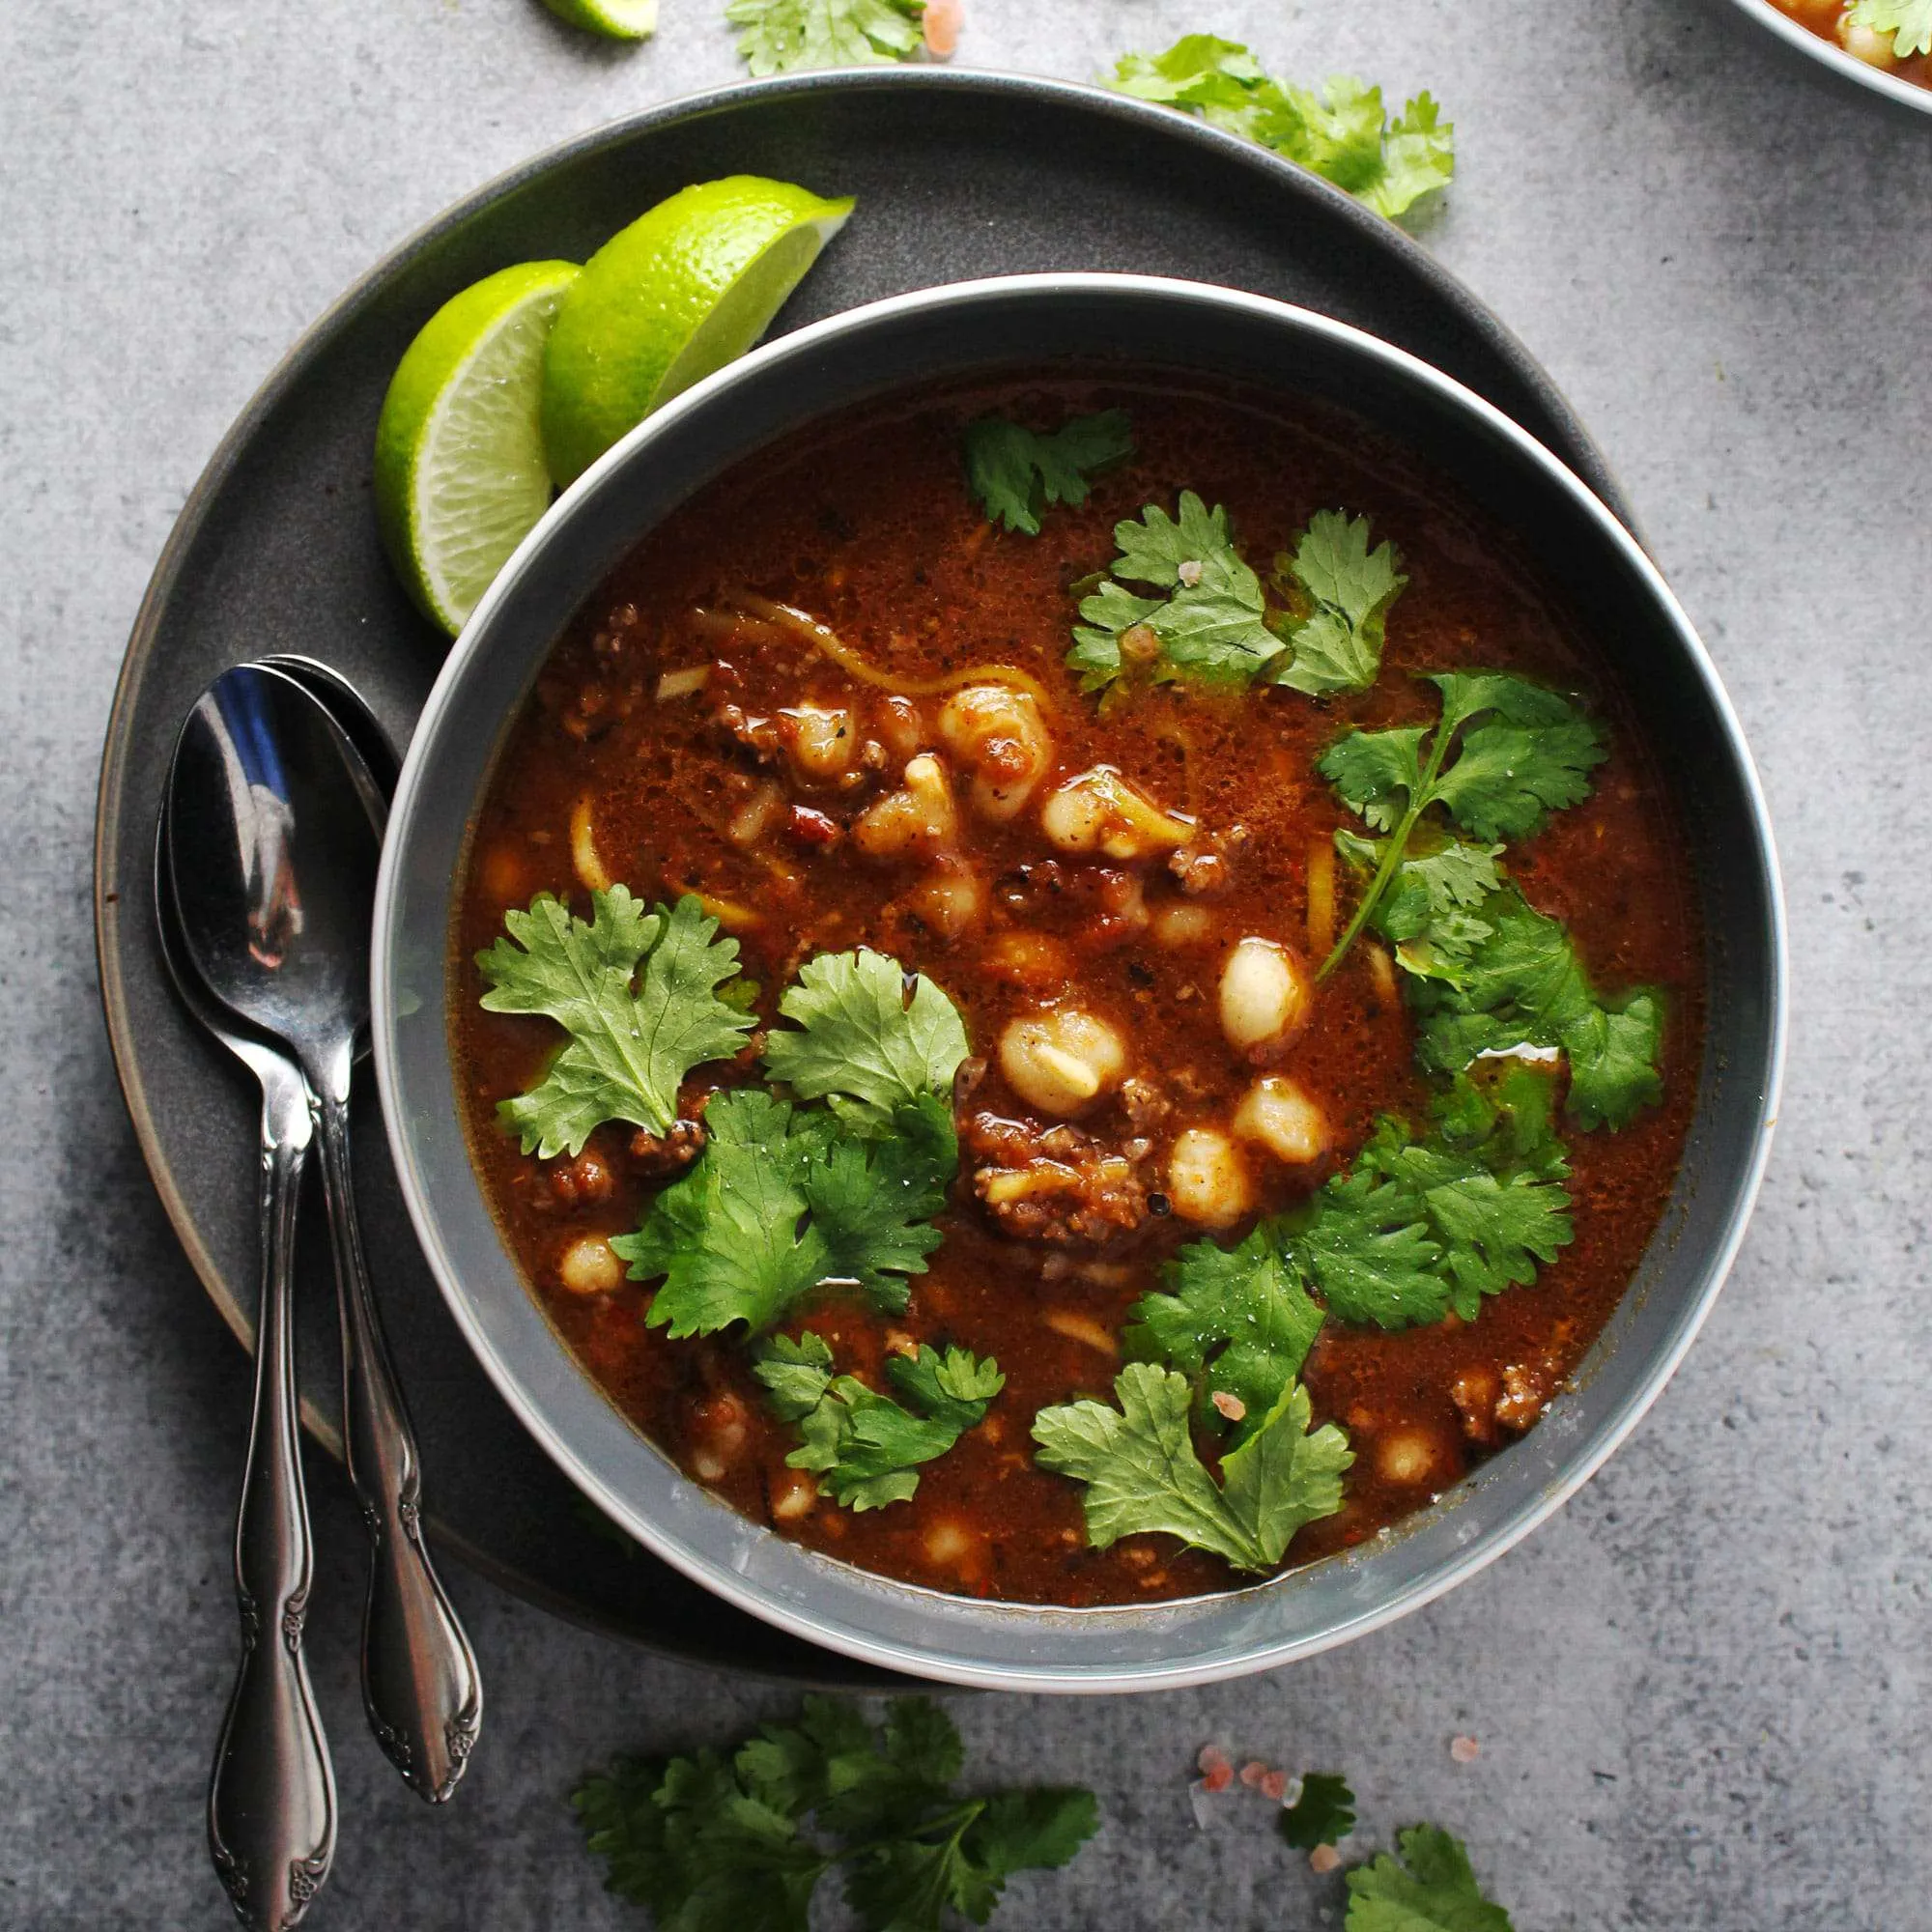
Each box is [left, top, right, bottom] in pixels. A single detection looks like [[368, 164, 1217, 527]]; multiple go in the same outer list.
[[1496, 1359, 1558, 1434], [1169, 826, 1245, 896], [1118, 1074, 1172, 1135], [629, 1118, 708, 1179], [711, 701, 780, 763], [964, 1112, 1148, 1246], [1449, 1367, 1503, 1447], [545, 1145, 618, 1209]]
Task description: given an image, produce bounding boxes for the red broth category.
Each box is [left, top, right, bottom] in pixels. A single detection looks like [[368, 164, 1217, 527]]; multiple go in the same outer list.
[[451, 373, 1703, 1607]]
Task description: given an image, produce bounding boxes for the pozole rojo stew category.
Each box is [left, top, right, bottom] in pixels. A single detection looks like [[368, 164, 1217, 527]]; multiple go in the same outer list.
[[453, 372, 1702, 1607]]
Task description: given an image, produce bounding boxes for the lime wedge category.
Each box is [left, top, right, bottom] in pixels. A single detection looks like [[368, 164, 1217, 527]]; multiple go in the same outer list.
[[540, 0, 657, 38], [540, 176, 855, 487], [374, 259, 581, 637]]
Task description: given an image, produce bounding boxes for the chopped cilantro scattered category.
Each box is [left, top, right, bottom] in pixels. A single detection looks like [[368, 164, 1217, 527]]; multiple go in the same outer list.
[[614, 1087, 955, 1337], [1318, 672, 1605, 980], [1271, 511, 1407, 696], [1294, 1067, 1573, 1329], [763, 947, 970, 1131], [1407, 888, 1665, 1131], [1105, 35, 1455, 221], [1345, 1824, 1515, 1931], [1123, 1225, 1324, 1448], [1032, 1363, 1351, 1574], [1281, 1771, 1356, 1851], [726, 0, 924, 75], [962, 410, 1134, 535], [1848, 0, 1932, 54], [753, 1330, 1004, 1509], [476, 889, 753, 1158], [574, 1696, 1098, 1932]]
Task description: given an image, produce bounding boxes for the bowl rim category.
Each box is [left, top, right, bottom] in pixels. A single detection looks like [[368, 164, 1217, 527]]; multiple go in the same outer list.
[[373, 271, 1788, 1690], [1722, 0, 1932, 113]]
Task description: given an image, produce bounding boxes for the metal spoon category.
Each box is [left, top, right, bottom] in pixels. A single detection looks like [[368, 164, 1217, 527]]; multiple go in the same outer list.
[[167, 662, 482, 1804], [157, 805, 335, 1930]]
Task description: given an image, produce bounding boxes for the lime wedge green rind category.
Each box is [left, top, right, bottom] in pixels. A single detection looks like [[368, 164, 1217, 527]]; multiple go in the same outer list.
[[540, 0, 657, 41], [375, 259, 581, 637], [540, 175, 855, 488]]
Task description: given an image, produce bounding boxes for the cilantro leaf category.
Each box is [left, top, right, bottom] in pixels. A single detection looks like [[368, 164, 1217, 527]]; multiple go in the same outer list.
[[1345, 1824, 1515, 1932], [1069, 492, 1284, 691], [805, 1094, 956, 1302], [1123, 1225, 1324, 1447], [1848, 0, 1932, 53], [1105, 38, 1455, 220], [1338, 828, 1504, 985], [1272, 510, 1406, 696], [1281, 1771, 1356, 1851], [962, 411, 1134, 535], [1317, 675, 1605, 981], [763, 948, 970, 1132], [477, 889, 753, 1158], [1407, 887, 1664, 1130], [1292, 1069, 1573, 1327], [1032, 1363, 1350, 1574], [753, 1332, 1003, 1510], [615, 1089, 832, 1338], [576, 1698, 1097, 1932], [726, 0, 923, 75]]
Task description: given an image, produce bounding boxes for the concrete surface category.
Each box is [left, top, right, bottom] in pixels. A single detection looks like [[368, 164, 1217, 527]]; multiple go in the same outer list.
[[4, 0, 1929, 1926]]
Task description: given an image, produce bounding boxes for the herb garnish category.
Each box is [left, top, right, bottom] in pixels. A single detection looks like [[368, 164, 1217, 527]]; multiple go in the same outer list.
[[1281, 1771, 1357, 1852], [1847, 0, 1932, 55], [1031, 1363, 1351, 1574], [1067, 495, 1400, 696], [574, 1696, 1098, 1932], [1317, 672, 1606, 980], [477, 889, 753, 1159], [1346, 1824, 1515, 1930], [726, 0, 924, 74], [961, 411, 1134, 535], [753, 1331, 1004, 1510], [1105, 35, 1455, 220]]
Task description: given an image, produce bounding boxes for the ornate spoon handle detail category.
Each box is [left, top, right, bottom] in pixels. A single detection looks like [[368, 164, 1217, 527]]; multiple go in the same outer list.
[[313, 1075, 483, 1803], [208, 1053, 336, 1929]]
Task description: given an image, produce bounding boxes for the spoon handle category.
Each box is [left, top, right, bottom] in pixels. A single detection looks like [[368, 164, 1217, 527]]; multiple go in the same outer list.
[[209, 1057, 336, 1929], [312, 1080, 483, 1803]]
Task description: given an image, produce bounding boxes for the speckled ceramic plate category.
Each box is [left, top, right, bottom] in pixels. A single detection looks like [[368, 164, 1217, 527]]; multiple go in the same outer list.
[[94, 68, 1635, 1683]]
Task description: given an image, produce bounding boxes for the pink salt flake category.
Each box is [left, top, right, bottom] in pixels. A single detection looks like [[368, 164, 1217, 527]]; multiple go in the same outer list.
[[1201, 1760, 1234, 1793], [1450, 1734, 1481, 1763], [1260, 1769, 1289, 1803], [1239, 1760, 1268, 1789], [1197, 1744, 1231, 1778], [1309, 1843, 1344, 1874], [922, 0, 962, 57], [1210, 1389, 1247, 1422]]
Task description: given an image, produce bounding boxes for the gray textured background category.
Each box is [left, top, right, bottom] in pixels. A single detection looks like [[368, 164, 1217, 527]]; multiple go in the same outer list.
[[4, 0, 1928, 1926]]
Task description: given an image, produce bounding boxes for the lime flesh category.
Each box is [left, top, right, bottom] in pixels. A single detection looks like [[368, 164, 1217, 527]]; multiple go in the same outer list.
[[540, 0, 657, 38], [540, 176, 855, 487], [374, 260, 581, 637]]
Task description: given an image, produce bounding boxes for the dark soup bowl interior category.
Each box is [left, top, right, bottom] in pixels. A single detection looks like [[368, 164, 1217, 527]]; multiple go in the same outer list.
[[373, 274, 1784, 1691]]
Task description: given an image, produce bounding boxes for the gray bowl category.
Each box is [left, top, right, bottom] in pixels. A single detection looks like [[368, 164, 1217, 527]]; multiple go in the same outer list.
[[1721, 0, 1932, 115], [373, 274, 1785, 1691]]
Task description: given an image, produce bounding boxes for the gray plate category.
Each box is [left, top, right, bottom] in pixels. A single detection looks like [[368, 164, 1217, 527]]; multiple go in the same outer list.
[[95, 68, 1640, 1683]]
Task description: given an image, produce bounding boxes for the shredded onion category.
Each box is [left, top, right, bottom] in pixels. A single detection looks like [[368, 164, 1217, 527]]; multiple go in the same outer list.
[[1306, 838, 1336, 956]]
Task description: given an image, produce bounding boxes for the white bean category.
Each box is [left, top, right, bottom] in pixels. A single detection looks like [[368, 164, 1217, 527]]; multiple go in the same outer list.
[[902, 865, 985, 940], [781, 702, 855, 781], [1233, 1076, 1330, 1167], [1218, 937, 1311, 1057], [852, 753, 958, 860], [937, 684, 1054, 820], [1151, 901, 1213, 948], [1039, 765, 1193, 860], [1165, 1127, 1252, 1228], [1838, 16, 1899, 63], [998, 1009, 1127, 1117], [556, 1234, 623, 1296]]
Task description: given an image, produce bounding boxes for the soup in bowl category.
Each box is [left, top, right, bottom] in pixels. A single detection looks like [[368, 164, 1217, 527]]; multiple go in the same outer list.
[[375, 276, 1783, 1689]]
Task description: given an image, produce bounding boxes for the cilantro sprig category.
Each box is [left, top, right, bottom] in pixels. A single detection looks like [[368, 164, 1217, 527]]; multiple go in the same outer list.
[[1105, 35, 1455, 221], [1346, 1824, 1515, 1930], [753, 1331, 1004, 1510], [1847, 0, 1932, 55], [1032, 1363, 1351, 1574], [1317, 672, 1606, 981], [575, 1696, 1098, 1932], [726, 0, 924, 74], [1068, 496, 1401, 697], [961, 411, 1134, 535], [1281, 1771, 1357, 1851], [476, 889, 753, 1159], [612, 948, 968, 1337]]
